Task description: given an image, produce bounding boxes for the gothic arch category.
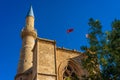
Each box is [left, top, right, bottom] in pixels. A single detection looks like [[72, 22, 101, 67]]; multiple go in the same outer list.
[[58, 59, 83, 80]]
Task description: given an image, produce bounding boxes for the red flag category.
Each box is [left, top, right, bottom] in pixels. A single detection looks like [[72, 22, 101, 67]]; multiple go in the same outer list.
[[67, 28, 74, 33]]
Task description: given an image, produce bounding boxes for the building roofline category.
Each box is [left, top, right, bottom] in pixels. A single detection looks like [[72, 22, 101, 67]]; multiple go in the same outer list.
[[57, 47, 81, 54], [33, 37, 82, 54], [36, 37, 56, 43]]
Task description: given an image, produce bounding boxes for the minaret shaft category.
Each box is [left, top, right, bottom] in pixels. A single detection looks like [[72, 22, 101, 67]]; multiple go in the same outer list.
[[17, 36, 35, 73], [26, 16, 34, 30], [17, 6, 37, 74]]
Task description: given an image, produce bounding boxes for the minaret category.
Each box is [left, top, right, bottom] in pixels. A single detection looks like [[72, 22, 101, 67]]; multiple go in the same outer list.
[[17, 6, 37, 74]]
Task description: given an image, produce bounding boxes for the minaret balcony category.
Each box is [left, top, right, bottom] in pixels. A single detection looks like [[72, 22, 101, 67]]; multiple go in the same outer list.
[[21, 27, 37, 39]]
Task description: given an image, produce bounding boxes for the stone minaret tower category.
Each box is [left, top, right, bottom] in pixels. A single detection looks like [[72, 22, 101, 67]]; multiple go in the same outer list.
[[15, 6, 37, 80]]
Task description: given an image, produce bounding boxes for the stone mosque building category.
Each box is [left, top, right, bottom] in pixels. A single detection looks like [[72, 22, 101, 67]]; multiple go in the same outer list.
[[15, 6, 87, 80]]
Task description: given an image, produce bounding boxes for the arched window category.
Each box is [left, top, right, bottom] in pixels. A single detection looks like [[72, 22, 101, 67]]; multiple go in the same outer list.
[[63, 62, 79, 80], [58, 59, 87, 80]]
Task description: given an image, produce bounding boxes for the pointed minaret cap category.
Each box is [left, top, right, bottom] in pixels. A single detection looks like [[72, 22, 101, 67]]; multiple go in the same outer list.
[[26, 5, 34, 18]]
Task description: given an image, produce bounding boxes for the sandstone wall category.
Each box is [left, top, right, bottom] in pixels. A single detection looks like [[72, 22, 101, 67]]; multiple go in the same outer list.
[[33, 38, 57, 80]]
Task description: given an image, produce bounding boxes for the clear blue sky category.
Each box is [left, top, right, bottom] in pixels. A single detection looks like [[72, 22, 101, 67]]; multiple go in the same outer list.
[[1, 0, 120, 80]]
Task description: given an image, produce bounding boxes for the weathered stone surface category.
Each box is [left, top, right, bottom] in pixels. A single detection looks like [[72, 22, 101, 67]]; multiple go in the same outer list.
[[37, 38, 56, 74], [16, 37, 88, 80], [37, 75, 56, 80]]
